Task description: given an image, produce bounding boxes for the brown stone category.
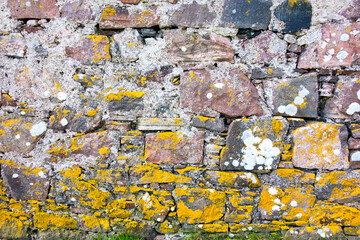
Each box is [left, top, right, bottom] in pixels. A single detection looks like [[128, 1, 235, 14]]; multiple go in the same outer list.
[[145, 131, 205, 165], [349, 138, 360, 149], [1, 160, 50, 201], [298, 22, 360, 69], [119, 0, 140, 4], [61, 0, 94, 21], [169, 2, 216, 28], [0, 33, 27, 58], [0, 118, 47, 154], [99, 6, 160, 29], [292, 122, 349, 170], [324, 76, 360, 119], [237, 31, 287, 65], [164, 29, 234, 64], [350, 124, 360, 138], [47, 131, 114, 160], [8, 0, 60, 19], [180, 68, 263, 117], [65, 35, 111, 65]]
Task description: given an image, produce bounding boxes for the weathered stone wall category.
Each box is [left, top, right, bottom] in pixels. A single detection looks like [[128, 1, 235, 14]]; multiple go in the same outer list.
[[1, 0, 360, 239]]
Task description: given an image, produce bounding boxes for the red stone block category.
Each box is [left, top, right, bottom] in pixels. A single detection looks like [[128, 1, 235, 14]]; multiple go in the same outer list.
[[8, 0, 60, 19]]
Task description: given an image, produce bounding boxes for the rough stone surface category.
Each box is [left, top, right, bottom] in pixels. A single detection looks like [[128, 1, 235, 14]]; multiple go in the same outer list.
[[164, 30, 234, 64], [292, 122, 349, 170], [221, 0, 272, 30], [191, 116, 226, 132], [237, 31, 287, 65], [264, 73, 318, 118], [1, 160, 50, 201], [61, 1, 94, 21], [220, 117, 289, 172], [111, 29, 143, 62], [99, 6, 160, 29], [145, 131, 204, 165], [180, 68, 263, 117], [324, 76, 360, 119], [0, 33, 26, 58], [298, 22, 360, 69], [7, 0, 60, 19]]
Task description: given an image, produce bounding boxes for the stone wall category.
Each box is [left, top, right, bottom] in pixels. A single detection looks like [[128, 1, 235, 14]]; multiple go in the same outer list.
[[1, 0, 360, 239]]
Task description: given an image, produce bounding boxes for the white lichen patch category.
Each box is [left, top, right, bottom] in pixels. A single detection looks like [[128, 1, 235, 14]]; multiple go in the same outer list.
[[346, 89, 360, 115], [268, 186, 278, 195], [290, 200, 297, 207], [278, 85, 310, 116], [240, 128, 281, 170], [340, 33, 350, 41], [30, 121, 47, 137], [60, 118, 69, 126]]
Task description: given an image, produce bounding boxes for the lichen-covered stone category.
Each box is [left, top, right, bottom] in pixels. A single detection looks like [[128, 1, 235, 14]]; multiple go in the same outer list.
[[221, 0, 272, 30], [292, 122, 349, 170], [0, 118, 47, 153], [8, 0, 60, 19], [73, 74, 102, 87], [324, 76, 360, 118], [180, 68, 263, 118], [164, 30, 234, 64], [264, 73, 318, 118], [145, 131, 205, 165], [99, 6, 160, 29], [350, 124, 360, 138], [169, 2, 216, 28], [33, 212, 78, 231], [191, 116, 226, 132], [258, 185, 316, 222], [269, 169, 316, 189], [105, 91, 145, 114], [137, 118, 183, 131], [0, 210, 28, 239], [129, 164, 192, 185], [315, 171, 360, 203], [220, 117, 289, 172], [298, 22, 360, 69], [0, 33, 26, 58], [111, 29, 143, 62], [1, 160, 50, 201], [237, 31, 287, 65], [65, 35, 111, 65], [205, 171, 260, 188], [310, 203, 360, 226], [49, 107, 102, 133], [173, 186, 226, 224], [47, 131, 114, 160], [273, 0, 312, 33], [137, 191, 174, 222], [230, 223, 289, 233], [61, 1, 94, 21], [225, 193, 253, 223]]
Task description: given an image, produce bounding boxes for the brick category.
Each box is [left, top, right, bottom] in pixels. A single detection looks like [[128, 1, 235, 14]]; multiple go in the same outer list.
[[164, 29, 234, 64], [99, 6, 160, 29], [8, 0, 60, 19], [65, 35, 111, 65], [292, 122, 349, 170], [180, 68, 263, 118], [145, 131, 205, 165]]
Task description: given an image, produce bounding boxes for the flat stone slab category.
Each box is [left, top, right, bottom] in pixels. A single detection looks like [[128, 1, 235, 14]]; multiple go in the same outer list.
[[298, 22, 360, 69], [264, 72, 318, 118], [220, 117, 289, 172], [292, 122, 349, 170], [8, 0, 60, 19], [180, 68, 263, 118]]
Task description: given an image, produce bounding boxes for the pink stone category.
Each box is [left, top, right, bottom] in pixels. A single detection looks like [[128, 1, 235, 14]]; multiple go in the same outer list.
[[298, 22, 360, 69], [180, 68, 263, 117], [8, 0, 60, 19], [164, 30, 234, 64], [119, 0, 140, 4], [61, 0, 93, 21], [349, 138, 360, 149], [99, 6, 160, 29], [145, 131, 205, 165], [65, 35, 111, 65], [292, 122, 349, 170]]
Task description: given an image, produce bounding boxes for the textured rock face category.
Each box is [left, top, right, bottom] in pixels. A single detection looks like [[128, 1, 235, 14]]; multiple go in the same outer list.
[[264, 73, 318, 118], [298, 22, 360, 69], [145, 131, 205, 164], [7, 0, 60, 19], [220, 117, 289, 172], [164, 30, 234, 64], [292, 122, 349, 170], [180, 68, 263, 117]]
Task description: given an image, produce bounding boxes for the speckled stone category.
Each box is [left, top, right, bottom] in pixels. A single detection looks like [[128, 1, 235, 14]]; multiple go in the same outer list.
[[292, 122, 349, 170], [274, 0, 312, 33], [180, 68, 263, 118], [0, 33, 27, 58], [8, 0, 60, 19], [220, 117, 289, 172], [221, 0, 272, 30], [298, 22, 360, 69], [61, 1, 94, 21], [264, 72, 318, 118]]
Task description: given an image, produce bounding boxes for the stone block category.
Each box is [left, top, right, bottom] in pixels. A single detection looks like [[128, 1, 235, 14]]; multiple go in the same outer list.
[[8, 0, 60, 19]]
